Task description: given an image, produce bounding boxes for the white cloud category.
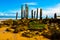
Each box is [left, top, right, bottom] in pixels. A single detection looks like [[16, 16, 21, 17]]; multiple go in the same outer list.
[[42, 3, 60, 18], [23, 2, 37, 5], [31, 3, 60, 18], [0, 13, 16, 16], [0, 9, 21, 16]]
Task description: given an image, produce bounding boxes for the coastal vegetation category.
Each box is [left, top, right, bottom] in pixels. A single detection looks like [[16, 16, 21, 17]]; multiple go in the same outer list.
[[0, 19, 60, 40]]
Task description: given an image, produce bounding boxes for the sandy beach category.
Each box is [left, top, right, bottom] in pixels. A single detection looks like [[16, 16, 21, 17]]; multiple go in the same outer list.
[[0, 27, 50, 40]]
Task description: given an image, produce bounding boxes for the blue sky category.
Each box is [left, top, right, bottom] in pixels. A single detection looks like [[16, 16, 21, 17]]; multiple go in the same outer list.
[[0, 0, 60, 19], [0, 0, 60, 11]]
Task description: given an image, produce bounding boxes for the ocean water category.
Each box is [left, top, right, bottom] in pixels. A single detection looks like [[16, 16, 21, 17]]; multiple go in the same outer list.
[[0, 16, 50, 20], [0, 16, 21, 19], [0, 16, 32, 19]]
